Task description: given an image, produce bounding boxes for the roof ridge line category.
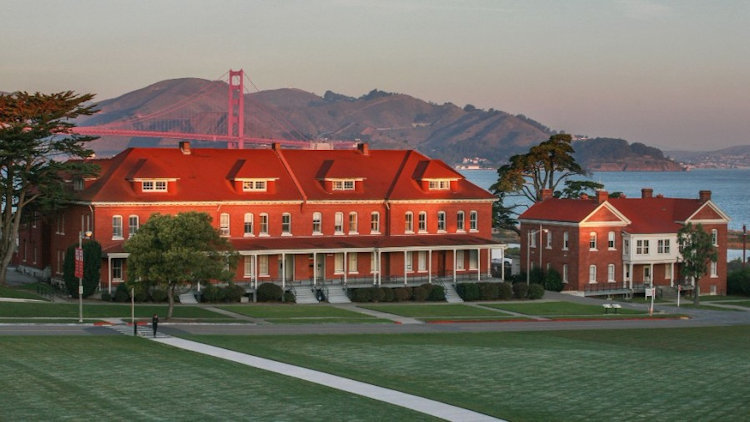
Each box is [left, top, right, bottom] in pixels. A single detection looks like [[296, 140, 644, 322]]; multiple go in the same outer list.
[[273, 148, 307, 203], [385, 150, 413, 201]]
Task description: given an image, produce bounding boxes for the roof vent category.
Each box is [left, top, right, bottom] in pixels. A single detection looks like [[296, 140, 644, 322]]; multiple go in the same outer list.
[[179, 141, 191, 155], [699, 190, 711, 202], [641, 188, 653, 198], [357, 143, 370, 156]]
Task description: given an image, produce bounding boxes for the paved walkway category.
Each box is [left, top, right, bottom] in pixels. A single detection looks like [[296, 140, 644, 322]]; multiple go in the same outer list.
[[334, 303, 424, 324], [153, 336, 503, 422]]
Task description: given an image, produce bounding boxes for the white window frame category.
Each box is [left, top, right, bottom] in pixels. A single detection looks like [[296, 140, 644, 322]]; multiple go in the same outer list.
[[589, 265, 597, 284], [563, 231, 569, 250], [242, 180, 267, 192], [128, 215, 139, 238], [112, 215, 123, 239], [281, 213, 292, 236], [405, 251, 413, 272], [710, 260, 718, 278], [220, 213, 230, 237], [259, 214, 269, 236], [562, 264, 568, 283], [142, 180, 168, 192], [437, 211, 446, 232], [334, 253, 345, 274], [589, 232, 597, 250], [665, 264, 672, 280], [469, 211, 478, 231], [259, 255, 269, 276], [348, 212, 358, 234], [418, 251, 427, 272], [469, 250, 478, 270], [418, 212, 427, 233], [456, 211, 465, 232], [428, 179, 451, 190], [636, 239, 649, 255], [658, 239, 670, 254], [456, 250, 465, 271], [244, 213, 254, 237], [370, 212, 380, 234], [530, 230, 537, 248], [332, 180, 356, 191], [312, 212, 322, 235], [348, 252, 358, 274], [546, 231, 552, 249], [334, 212, 344, 234], [243, 257, 254, 278], [370, 252, 378, 274], [711, 229, 718, 246], [607, 264, 615, 282], [112, 258, 123, 280], [405, 212, 414, 233], [608, 231, 616, 249]]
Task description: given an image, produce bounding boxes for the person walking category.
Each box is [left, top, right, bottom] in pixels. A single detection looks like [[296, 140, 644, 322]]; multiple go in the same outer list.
[[152, 313, 159, 337]]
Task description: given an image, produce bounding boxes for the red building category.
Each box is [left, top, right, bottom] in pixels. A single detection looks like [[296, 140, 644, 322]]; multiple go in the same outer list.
[[17, 142, 504, 297], [518, 188, 729, 296]]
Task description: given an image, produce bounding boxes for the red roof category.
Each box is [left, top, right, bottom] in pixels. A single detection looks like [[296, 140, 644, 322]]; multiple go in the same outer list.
[[520, 195, 727, 234], [79, 146, 494, 203]]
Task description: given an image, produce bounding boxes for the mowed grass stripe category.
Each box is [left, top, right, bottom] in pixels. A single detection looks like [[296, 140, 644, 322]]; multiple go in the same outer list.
[[220, 304, 377, 319], [359, 304, 514, 318], [0, 336, 436, 421], [0, 302, 227, 319], [485, 301, 643, 316], [186, 326, 750, 422]]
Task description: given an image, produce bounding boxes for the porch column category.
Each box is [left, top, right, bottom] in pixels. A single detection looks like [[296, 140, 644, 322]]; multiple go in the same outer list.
[[629, 262, 634, 289], [500, 248, 505, 280], [372, 250, 377, 285], [313, 253, 317, 286], [428, 249, 432, 284], [344, 251, 348, 285], [254, 254, 258, 290], [476, 248, 481, 282], [107, 255, 113, 294], [403, 250, 408, 285], [669, 262, 675, 287], [452, 248, 457, 284], [649, 263, 654, 287], [486, 248, 491, 279], [378, 250, 382, 286], [281, 253, 286, 292]]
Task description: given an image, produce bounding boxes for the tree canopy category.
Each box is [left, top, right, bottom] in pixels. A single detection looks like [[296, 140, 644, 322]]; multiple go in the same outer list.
[[490, 134, 601, 233], [124, 212, 238, 318], [678, 222, 718, 305], [0, 91, 98, 285]]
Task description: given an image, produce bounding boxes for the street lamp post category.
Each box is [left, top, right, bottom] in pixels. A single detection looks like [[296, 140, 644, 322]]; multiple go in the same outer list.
[[526, 224, 549, 285], [76, 216, 92, 323]]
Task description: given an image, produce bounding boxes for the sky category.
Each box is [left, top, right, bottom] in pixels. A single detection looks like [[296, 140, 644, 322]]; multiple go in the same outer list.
[[2, 0, 749, 151]]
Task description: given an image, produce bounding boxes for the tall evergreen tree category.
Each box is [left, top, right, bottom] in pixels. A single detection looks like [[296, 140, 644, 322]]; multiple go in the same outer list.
[[678, 222, 718, 306]]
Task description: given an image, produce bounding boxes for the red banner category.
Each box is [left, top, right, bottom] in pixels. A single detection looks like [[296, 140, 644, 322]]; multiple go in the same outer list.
[[74, 247, 84, 278]]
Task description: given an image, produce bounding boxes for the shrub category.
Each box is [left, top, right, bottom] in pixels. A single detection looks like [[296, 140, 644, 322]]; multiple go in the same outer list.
[[457, 283, 480, 301], [350, 288, 371, 302], [382, 287, 395, 302], [371, 287, 386, 303], [498, 282, 513, 300], [427, 285, 445, 301], [544, 268, 564, 292], [529, 267, 545, 285], [100, 291, 112, 302], [512, 282, 529, 299], [728, 268, 750, 296], [200, 284, 222, 303], [528, 283, 545, 300], [63, 240, 102, 299], [413, 284, 431, 302], [283, 291, 295, 303], [257, 283, 283, 302], [223, 283, 246, 303], [113, 283, 131, 302], [479, 282, 499, 300], [150, 288, 168, 303], [393, 287, 412, 302], [133, 284, 149, 303]]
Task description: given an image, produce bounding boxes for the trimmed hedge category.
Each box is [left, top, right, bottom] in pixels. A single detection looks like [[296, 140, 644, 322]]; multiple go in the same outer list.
[[528, 283, 545, 299], [455, 281, 544, 301], [257, 283, 283, 302], [512, 282, 529, 299], [348, 284, 445, 303]]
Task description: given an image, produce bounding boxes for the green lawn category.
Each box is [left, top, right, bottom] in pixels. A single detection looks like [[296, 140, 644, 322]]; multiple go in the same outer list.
[[0, 302, 226, 319], [221, 304, 375, 319], [187, 326, 750, 422], [0, 284, 48, 301], [360, 303, 516, 319], [484, 301, 643, 316], [0, 336, 433, 421]]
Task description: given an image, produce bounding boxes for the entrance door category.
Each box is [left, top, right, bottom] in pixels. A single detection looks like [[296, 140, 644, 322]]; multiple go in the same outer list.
[[316, 255, 325, 282], [285, 255, 294, 282], [437, 251, 446, 277], [643, 266, 651, 286]]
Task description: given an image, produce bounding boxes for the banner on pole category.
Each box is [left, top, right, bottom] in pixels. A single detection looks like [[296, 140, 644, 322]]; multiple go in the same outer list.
[[75, 247, 84, 278]]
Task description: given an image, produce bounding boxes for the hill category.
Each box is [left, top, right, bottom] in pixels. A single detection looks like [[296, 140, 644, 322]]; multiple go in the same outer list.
[[77, 77, 681, 170], [666, 145, 750, 169]]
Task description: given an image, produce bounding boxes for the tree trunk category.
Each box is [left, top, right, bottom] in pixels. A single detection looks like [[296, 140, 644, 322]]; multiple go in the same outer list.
[[167, 283, 175, 320], [693, 279, 700, 306]]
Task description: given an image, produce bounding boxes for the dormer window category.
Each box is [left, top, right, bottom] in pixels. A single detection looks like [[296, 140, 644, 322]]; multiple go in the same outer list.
[[73, 178, 84, 191], [142, 180, 167, 192], [242, 180, 267, 192], [428, 180, 451, 190], [333, 180, 356, 191]]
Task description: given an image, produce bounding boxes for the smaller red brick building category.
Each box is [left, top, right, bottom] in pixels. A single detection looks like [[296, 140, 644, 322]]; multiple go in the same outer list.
[[518, 188, 729, 296]]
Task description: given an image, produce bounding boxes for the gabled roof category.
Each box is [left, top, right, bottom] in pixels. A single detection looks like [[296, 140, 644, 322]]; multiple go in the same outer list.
[[519, 194, 729, 234], [75, 145, 493, 204]]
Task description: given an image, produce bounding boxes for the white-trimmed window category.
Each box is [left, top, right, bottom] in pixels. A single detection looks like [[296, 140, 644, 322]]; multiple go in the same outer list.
[[281, 213, 291, 235], [128, 215, 139, 237], [244, 213, 254, 236], [348, 252, 358, 274], [607, 264, 615, 282], [562, 264, 568, 283], [530, 230, 537, 248], [73, 177, 84, 191], [644, 267, 651, 283], [710, 260, 718, 277], [56, 214, 65, 235], [334, 212, 344, 234], [418, 212, 427, 233], [220, 213, 230, 237], [259, 214, 269, 236], [636, 239, 649, 255], [658, 239, 670, 254], [563, 231, 569, 250], [112, 215, 123, 239], [259, 255, 269, 276], [437, 211, 446, 232], [589, 265, 597, 283], [469, 211, 478, 231], [371, 212, 380, 234], [428, 179, 451, 190], [589, 232, 597, 250], [456, 250, 465, 271], [244, 257, 254, 278], [349, 212, 358, 234], [405, 251, 413, 272], [405, 212, 414, 233], [546, 231, 552, 249], [418, 251, 427, 272], [112, 259, 123, 280], [142, 180, 167, 192], [334, 253, 345, 274], [665, 264, 672, 280], [469, 250, 478, 270], [608, 231, 616, 249], [242, 180, 267, 192], [333, 180, 355, 191], [456, 211, 465, 232], [312, 212, 322, 235], [711, 229, 718, 246]]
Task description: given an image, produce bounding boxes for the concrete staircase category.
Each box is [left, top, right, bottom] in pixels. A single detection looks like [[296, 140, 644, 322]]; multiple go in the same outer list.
[[442, 283, 464, 303], [293, 286, 319, 304], [178, 292, 198, 304], [326, 286, 352, 304]]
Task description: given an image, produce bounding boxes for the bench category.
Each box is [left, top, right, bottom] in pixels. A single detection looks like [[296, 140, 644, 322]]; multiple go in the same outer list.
[[603, 303, 622, 314]]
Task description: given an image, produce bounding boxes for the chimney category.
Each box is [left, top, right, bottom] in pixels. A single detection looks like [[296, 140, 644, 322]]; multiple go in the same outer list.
[[596, 190, 608, 204], [580, 193, 589, 200], [641, 188, 653, 199], [699, 190, 711, 202], [357, 143, 370, 156], [541, 189, 553, 201], [272, 142, 281, 151], [179, 141, 191, 155]]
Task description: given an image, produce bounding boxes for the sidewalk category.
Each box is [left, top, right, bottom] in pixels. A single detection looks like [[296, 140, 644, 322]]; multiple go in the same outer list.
[[153, 336, 503, 422]]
